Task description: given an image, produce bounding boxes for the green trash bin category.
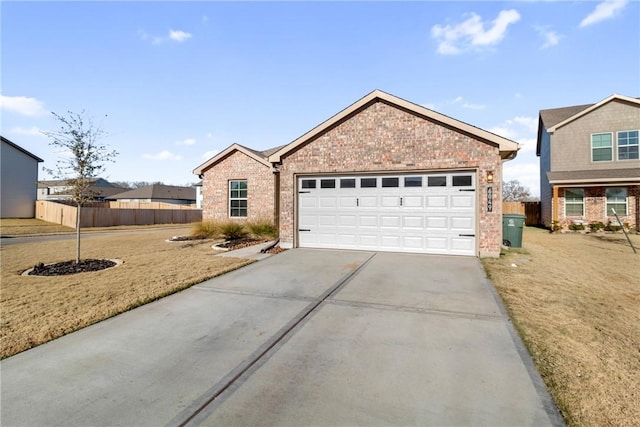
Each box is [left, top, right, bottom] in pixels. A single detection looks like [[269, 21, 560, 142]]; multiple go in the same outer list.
[[502, 214, 526, 248]]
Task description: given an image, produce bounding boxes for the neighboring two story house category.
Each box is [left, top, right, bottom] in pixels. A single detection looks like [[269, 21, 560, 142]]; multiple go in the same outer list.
[[537, 94, 640, 230], [1, 136, 44, 218]]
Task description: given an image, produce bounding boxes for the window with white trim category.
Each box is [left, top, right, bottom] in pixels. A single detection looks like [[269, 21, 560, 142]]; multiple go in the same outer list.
[[591, 133, 613, 162], [606, 187, 627, 216], [229, 180, 247, 217], [617, 130, 639, 160], [565, 189, 584, 216]]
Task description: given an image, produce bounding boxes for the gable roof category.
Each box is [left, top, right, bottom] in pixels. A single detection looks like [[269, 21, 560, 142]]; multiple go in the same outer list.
[[546, 94, 640, 134], [269, 90, 520, 162], [193, 143, 282, 175], [1, 136, 44, 162], [536, 94, 640, 156], [108, 184, 196, 201]]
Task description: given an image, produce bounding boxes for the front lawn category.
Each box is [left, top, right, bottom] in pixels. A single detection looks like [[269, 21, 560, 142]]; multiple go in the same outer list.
[[1, 227, 253, 359], [483, 227, 639, 427]]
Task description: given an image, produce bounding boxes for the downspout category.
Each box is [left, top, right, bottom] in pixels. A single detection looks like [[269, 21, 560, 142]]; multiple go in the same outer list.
[[272, 163, 280, 230], [552, 186, 559, 226]]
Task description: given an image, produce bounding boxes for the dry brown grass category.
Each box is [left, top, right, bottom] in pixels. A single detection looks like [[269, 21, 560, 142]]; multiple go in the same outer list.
[[0, 226, 253, 359], [1, 218, 74, 236], [482, 227, 640, 427]]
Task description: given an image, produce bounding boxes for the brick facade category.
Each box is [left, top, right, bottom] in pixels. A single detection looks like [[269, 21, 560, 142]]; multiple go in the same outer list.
[[277, 101, 504, 257], [201, 150, 275, 223], [558, 185, 639, 229]]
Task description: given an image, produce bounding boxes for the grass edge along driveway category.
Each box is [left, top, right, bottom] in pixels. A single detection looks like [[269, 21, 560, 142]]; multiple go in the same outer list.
[[482, 227, 639, 427], [1, 226, 254, 359]]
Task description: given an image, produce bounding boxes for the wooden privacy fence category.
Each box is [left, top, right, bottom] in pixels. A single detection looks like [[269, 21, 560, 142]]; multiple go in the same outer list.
[[108, 201, 197, 209], [503, 201, 541, 225], [36, 201, 202, 228]]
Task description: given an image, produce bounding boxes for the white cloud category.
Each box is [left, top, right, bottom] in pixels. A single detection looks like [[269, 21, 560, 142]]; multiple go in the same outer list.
[[450, 96, 485, 110], [202, 149, 219, 160], [0, 94, 47, 116], [142, 150, 182, 161], [535, 26, 562, 49], [462, 102, 486, 110], [580, 0, 628, 27], [10, 126, 45, 137], [139, 28, 192, 45], [431, 9, 521, 55], [169, 30, 192, 42], [177, 138, 196, 146], [512, 116, 538, 134]]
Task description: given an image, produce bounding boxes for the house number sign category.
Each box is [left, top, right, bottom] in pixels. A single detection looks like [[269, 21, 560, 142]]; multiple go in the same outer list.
[[487, 186, 493, 212]]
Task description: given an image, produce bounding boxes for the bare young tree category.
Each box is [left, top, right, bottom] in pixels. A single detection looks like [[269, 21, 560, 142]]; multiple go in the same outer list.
[[502, 179, 532, 202], [43, 111, 118, 263]]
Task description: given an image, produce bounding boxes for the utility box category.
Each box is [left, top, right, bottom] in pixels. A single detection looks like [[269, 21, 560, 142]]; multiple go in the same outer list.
[[502, 214, 526, 248]]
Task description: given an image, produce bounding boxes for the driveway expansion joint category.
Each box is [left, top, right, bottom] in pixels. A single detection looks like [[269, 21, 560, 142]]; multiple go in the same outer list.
[[172, 253, 377, 427], [327, 298, 506, 321]]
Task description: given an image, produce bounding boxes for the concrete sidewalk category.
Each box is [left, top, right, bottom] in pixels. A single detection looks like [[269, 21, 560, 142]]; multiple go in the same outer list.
[[0, 249, 563, 427]]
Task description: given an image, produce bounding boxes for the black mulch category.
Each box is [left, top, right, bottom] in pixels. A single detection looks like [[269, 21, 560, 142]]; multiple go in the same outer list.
[[29, 259, 117, 276]]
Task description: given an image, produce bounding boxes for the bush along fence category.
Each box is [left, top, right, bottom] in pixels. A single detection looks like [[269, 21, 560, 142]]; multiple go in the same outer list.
[[36, 201, 202, 228]]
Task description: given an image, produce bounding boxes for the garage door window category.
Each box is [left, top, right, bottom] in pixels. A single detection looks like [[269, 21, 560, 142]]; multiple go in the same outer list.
[[428, 176, 447, 187], [404, 177, 422, 187], [382, 177, 399, 187], [361, 178, 377, 188], [301, 179, 316, 189], [340, 178, 356, 188], [321, 179, 336, 189], [229, 180, 247, 217], [452, 175, 473, 187]]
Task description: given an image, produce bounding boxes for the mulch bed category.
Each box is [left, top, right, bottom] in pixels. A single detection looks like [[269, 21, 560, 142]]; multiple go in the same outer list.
[[28, 259, 117, 276], [215, 238, 269, 250]]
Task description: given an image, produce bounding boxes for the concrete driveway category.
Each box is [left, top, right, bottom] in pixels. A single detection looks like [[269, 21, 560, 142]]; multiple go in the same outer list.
[[0, 249, 563, 427]]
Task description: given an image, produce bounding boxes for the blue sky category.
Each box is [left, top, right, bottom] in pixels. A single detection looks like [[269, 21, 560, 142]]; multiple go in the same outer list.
[[2, 0, 638, 196]]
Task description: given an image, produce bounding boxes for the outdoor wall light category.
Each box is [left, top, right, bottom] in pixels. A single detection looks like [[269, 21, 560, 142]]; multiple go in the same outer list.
[[486, 170, 494, 183]]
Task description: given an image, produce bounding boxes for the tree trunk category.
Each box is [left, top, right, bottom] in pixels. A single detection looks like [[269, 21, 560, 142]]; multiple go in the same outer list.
[[76, 202, 81, 264]]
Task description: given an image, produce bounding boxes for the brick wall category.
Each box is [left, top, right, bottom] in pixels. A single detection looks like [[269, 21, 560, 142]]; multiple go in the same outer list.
[[558, 185, 639, 229], [277, 100, 504, 257], [201, 150, 275, 223]]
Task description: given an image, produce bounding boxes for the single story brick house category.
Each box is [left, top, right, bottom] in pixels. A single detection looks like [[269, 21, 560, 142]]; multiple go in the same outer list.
[[194, 90, 520, 257]]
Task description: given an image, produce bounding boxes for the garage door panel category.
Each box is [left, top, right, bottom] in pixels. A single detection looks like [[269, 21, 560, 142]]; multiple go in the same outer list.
[[359, 197, 377, 208], [299, 215, 317, 227], [380, 216, 401, 228], [403, 236, 423, 248], [300, 198, 317, 208], [339, 197, 357, 208], [403, 196, 423, 208], [358, 235, 378, 246], [426, 195, 448, 209], [319, 197, 337, 208], [298, 173, 476, 256], [403, 216, 423, 228], [359, 216, 378, 227], [318, 215, 337, 226], [450, 216, 474, 230], [339, 215, 357, 226], [451, 195, 473, 209], [381, 196, 400, 208], [426, 237, 448, 250], [426, 216, 447, 229]]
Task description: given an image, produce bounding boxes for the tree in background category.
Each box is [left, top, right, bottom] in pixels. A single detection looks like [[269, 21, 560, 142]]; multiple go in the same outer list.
[[44, 111, 118, 263], [502, 179, 532, 202]]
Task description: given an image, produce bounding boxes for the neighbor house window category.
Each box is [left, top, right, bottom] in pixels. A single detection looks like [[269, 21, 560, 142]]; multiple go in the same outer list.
[[591, 133, 613, 162], [617, 130, 639, 160], [606, 187, 627, 216], [564, 189, 584, 216], [229, 180, 247, 217]]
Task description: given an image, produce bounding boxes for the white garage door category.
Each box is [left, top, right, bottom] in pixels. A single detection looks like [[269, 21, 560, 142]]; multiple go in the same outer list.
[[297, 173, 476, 256]]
